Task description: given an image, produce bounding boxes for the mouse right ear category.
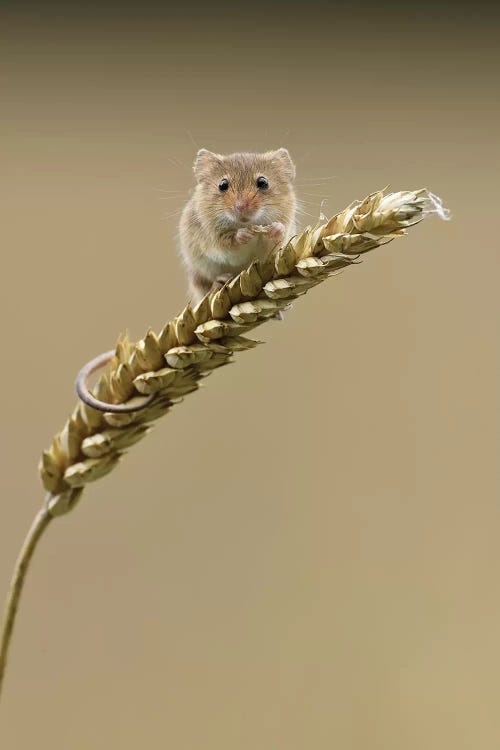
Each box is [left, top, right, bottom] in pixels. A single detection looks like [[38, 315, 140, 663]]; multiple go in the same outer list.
[[193, 149, 222, 181]]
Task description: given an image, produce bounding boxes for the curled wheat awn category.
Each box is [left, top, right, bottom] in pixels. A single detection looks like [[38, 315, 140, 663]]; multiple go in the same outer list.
[[0, 187, 449, 702]]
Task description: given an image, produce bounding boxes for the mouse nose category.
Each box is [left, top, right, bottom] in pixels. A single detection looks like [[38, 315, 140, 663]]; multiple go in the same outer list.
[[234, 198, 250, 217]]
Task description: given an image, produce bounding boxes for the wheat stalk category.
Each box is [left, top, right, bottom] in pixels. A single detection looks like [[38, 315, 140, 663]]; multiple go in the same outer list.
[[0, 187, 448, 702]]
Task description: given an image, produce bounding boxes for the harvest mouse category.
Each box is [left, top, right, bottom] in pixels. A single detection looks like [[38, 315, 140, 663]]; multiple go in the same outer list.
[[178, 148, 297, 303]]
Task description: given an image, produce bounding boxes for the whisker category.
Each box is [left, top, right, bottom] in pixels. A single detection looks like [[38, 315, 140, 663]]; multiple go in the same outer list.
[[296, 175, 337, 183], [186, 130, 199, 149], [295, 187, 335, 193], [161, 208, 184, 221], [295, 206, 321, 219], [166, 156, 190, 171], [296, 198, 325, 207], [153, 187, 185, 194], [298, 191, 332, 198]]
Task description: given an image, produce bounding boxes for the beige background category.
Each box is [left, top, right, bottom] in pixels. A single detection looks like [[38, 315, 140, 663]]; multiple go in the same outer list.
[[1, 3, 498, 748]]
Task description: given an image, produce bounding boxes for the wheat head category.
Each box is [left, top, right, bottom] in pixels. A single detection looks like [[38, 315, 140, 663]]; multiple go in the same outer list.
[[38, 188, 448, 516]]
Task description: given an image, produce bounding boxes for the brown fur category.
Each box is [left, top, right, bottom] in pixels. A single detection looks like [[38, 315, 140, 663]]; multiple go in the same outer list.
[[178, 149, 297, 303]]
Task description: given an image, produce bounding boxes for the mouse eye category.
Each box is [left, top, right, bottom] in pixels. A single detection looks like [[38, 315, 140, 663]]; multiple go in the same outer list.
[[256, 176, 269, 189], [218, 178, 229, 192]]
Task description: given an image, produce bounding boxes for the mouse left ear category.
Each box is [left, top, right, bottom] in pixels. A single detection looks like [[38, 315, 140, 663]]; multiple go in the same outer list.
[[193, 149, 223, 181], [272, 148, 296, 180]]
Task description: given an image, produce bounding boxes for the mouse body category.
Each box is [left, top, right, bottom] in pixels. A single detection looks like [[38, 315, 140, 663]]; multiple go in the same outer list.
[[178, 148, 297, 303]]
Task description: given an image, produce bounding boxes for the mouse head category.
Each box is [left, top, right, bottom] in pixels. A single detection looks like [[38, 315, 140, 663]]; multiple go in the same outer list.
[[193, 148, 296, 229]]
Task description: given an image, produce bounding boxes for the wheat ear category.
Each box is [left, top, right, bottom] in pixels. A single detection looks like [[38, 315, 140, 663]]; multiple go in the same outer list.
[[0, 188, 449, 702]]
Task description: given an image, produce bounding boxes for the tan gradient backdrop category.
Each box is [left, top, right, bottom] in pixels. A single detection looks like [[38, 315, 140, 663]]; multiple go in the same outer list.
[[1, 4, 498, 748]]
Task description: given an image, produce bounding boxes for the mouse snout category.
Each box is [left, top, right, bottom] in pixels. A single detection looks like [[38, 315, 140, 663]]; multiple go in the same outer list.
[[233, 196, 254, 222]]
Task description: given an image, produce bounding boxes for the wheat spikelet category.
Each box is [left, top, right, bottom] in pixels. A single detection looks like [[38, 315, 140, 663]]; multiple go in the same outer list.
[[38, 188, 448, 515]]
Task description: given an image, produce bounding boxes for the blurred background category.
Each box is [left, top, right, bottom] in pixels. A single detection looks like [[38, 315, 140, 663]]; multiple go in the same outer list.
[[1, 2, 498, 748]]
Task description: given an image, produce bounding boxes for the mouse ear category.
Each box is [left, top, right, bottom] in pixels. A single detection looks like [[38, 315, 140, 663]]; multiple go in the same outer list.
[[272, 148, 296, 180], [193, 149, 223, 181]]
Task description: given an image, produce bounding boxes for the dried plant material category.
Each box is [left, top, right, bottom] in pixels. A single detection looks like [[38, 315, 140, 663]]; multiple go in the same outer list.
[[0, 187, 448, 700], [37, 188, 447, 503], [64, 453, 122, 487], [239, 261, 265, 298], [249, 224, 270, 234], [81, 425, 150, 458], [134, 367, 177, 394]]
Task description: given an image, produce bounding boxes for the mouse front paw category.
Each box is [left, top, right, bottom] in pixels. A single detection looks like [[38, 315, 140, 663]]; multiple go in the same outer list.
[[235, 227, 255, 245], [267, 221, 286, 245]]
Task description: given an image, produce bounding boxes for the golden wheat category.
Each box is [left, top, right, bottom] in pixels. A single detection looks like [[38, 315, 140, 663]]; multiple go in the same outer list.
[[38, 188, 448, 513], [0, 187, 448, 701]]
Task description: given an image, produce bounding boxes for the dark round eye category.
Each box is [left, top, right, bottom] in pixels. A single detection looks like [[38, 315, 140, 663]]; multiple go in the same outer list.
[[218, 178, 229, 192], [256, 176, 269, 189]]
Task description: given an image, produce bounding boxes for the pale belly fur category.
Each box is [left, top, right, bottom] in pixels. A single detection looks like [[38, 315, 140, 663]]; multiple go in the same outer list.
[[196, 233, 277, 281]]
